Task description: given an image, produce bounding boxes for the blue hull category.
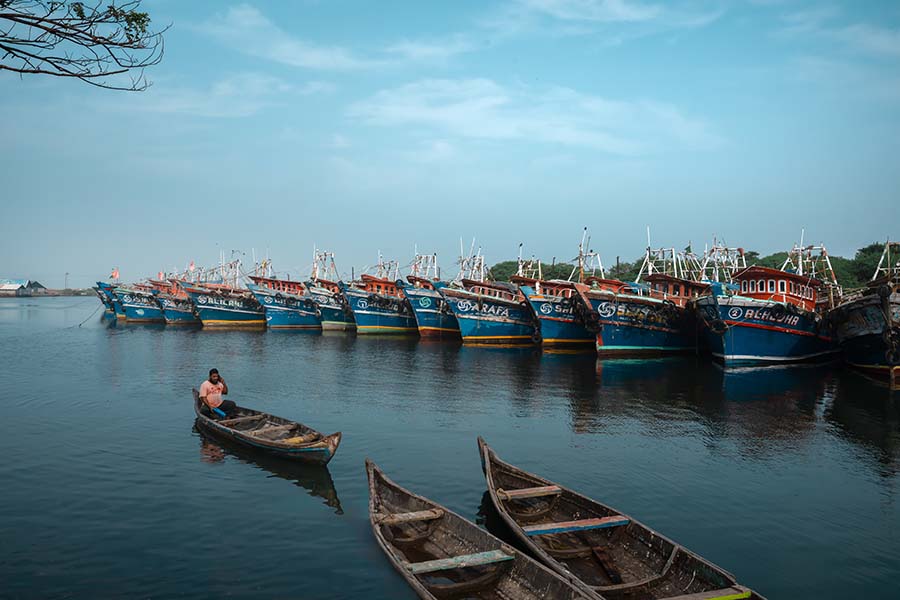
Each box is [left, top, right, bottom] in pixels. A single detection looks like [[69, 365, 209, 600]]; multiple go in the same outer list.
[[114, 290, 165, 323], [832, 292, 899, 380], [308, 288, 355, 330], [248, 285, 321, 330], [341, 288, 417, 334], [97, 282, 126, 319], [588, 295, 693, 355], [519, 286, 592, 346], [184, 288, 265, 328], [697, 297, 837, 365], [400, 285, 460, 338], [440, 290, 536, 344], [158, 296, 200, 324]]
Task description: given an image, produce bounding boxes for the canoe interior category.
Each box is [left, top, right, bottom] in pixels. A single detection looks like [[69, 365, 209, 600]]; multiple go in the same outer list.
[[367, 460, 591, 600], [481, 440, 762, 600], [192, 390, 340, 465]]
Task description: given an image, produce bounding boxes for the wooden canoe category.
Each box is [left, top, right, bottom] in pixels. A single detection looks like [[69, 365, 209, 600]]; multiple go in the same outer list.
[[192, 389, 341, 465], [478, 438, 766, 600], [366, 459, 599, 600]]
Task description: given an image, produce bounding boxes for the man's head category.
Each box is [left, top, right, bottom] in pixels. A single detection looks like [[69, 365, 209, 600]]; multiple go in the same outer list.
[[209, 368, 220, 383]]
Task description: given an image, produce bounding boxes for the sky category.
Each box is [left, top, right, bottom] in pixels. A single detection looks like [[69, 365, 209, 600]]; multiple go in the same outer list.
[[2, 0, 899, 287]]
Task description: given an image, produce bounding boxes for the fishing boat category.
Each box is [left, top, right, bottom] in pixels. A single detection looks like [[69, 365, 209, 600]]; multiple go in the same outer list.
[[829, 241, 900, 387], [147, 272, 201, 325], [693, 243, 839, 365], [477, 438, 765, 600], [93, 285, 114, 315], [366, 459, 597, 600], [96, 280, 126, 319], [340, 255, 418, 335], [155, 283, 201, 325], [307, 249, 356, 331], [192, 389, 341, 464], [511, 233, 599, 348], [112, 284, 166, 323], [397, 252, 461, 339], [248, 264, 321, 330], [572, 246, 709, 356], [438, 249, 536, 345], [181, 259, 265, 328]]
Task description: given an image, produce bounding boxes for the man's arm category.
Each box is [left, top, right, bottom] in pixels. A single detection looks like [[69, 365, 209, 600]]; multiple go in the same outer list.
[[220, 379, 228, 395]]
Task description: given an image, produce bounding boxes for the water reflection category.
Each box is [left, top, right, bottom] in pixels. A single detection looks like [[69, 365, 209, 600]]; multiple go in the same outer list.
[[827, 374, 900, 479], [194, 427, 343, 514]]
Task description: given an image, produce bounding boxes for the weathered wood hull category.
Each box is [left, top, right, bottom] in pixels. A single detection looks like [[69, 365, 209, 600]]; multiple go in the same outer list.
[[478, 438, 766, 600], [366, 459, 598, 600], [192, 390, 340, 465]]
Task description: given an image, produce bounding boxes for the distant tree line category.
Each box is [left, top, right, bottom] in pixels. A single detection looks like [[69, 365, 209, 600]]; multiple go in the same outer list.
[[488, 242, 887, 290]]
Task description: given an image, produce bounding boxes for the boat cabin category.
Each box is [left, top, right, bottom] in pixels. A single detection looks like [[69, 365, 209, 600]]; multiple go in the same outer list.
[[249, 275, 307, 296], [407, 275, 438, 290], [733, 266, 820, 312], [509, 275, 577, 298], [356, 274, 403, 298], [644, 274, 710, 308], [310, 278, 341, 294], [462, 279, 522, 302], [582, 276, 633, 294]]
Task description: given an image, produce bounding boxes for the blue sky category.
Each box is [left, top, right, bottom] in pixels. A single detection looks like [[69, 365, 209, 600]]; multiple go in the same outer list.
[[2, 0, 899, 287]]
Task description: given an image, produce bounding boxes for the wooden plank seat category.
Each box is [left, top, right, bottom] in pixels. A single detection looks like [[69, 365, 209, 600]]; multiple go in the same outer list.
[[376, 508, 444, 526], [523, 515, 630, 536], [248, 423, 296, 437], [405, 549, 514, 575], [218, 414, 267, 427], [663, 586, 751, 600], [497, 485, 562, 500]]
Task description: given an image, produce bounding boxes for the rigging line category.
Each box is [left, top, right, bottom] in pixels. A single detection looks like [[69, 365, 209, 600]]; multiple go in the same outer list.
[[74, 301, 104, 328]]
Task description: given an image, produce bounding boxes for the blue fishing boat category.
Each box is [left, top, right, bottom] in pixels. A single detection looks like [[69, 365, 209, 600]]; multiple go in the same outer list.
[[396, 253, 460, 339], [183, 283, 265, 328], [112, 286, 165, 323], [93, 286, 114, 315], [96, 281, 126, 319], [438, 264, 536, 345], [570, 245, 709, 356], [511, 233, 601, 348], [829, 241, 900, 387], [340, 257, 417, 335], [695, 265, 837, 365], [248, 276, 321, 330], [307, 250, 355, 331], [157, 292, 200, 325]]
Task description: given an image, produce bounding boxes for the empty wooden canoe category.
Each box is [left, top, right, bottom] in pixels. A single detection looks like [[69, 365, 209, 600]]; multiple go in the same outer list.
[[478, 437, 766, 600], [366, 459, 600, 600], [192, 389, 341, 465]]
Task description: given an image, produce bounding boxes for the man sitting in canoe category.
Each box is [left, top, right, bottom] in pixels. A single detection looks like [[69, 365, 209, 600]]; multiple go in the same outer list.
[[199, 368, 236, 417]]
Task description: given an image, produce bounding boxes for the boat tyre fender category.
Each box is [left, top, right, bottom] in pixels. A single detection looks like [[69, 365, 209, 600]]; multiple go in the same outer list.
[[769, 303, 786, 320], [886, 348, 900, 366], [710, 319, 728, 335], [883, 328, 895, 347], [878, 284, 892, 299]]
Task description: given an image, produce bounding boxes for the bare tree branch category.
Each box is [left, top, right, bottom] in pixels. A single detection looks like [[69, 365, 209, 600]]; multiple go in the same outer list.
[[0, 0, 167, 91]]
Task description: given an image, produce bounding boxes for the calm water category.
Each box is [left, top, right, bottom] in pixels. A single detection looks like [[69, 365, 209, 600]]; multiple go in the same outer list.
[[2, 297, 899, 599]]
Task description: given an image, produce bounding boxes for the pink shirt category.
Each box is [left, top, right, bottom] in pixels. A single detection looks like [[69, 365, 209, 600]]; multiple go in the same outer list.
[[200, 380, 225, 408]]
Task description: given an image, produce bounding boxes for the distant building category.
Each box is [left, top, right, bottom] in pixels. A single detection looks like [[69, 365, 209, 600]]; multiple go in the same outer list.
[[0, 279, 47, 297]]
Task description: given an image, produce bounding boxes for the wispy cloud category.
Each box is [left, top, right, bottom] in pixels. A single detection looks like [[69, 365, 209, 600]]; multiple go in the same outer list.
[[482, 0, 725, 43], [120, 73, 331, 118], [385, 34, 478, 62], [521, 0, 663, 23], [348, 78, 720, 156], [832, 24, 900, 59], [198, 4, 379, 69], [198, 4, 475, 70]]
